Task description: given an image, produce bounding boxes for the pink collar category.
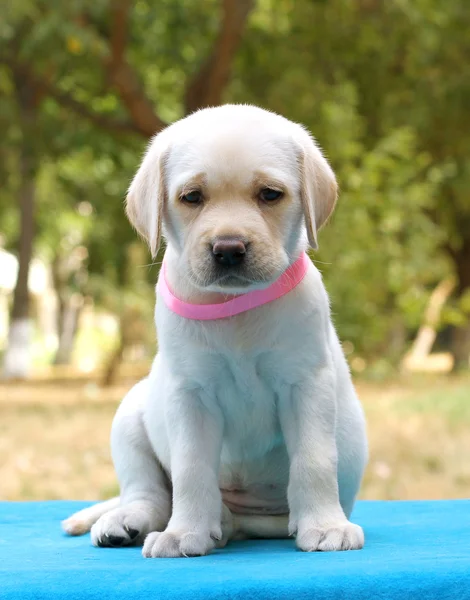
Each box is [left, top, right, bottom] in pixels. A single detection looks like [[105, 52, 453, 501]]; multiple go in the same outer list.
[[158, 252, 310, 321]]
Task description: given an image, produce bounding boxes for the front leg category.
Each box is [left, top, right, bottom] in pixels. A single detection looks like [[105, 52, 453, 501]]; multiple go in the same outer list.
[[279, 364, 364, 552], [143, 388, 223, 558]]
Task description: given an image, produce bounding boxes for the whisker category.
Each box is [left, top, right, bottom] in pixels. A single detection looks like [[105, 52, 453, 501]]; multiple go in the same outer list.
[[311, 259, 332, 266], [138, 261, 164, 269]]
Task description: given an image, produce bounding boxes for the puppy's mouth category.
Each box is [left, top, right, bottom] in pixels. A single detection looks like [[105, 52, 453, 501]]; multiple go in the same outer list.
[[193, 266, 280, 294], [188, 252, 289, 294], [214, 273, 255, 289]]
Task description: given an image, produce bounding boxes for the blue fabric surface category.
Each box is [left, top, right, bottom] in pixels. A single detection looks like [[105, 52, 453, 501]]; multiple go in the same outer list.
[[1, 500, 470, 600]]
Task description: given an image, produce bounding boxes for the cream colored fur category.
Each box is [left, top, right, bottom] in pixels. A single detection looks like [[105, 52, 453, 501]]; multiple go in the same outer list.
[[62, 105, 368, 558]]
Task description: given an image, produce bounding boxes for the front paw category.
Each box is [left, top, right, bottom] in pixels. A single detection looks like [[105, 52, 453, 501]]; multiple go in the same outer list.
[[296, 520, 364, 552], [142, 526, 221, 558], [91, 502, 163, 548]]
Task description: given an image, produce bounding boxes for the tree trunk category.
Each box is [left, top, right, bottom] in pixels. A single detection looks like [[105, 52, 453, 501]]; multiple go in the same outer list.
[[54, 296, 83, 365], [2, 154, 36, 379], [402, 277, 455, 371], [450, 241, 470, 372], [451, 324, 470, 371], [102, 334, 125, 387], [51, 257, 83, 366], [101, 309, 137, 386], [386, 318, 407, 366], [184, 0, 254, 113], [2, 72, 40, 379]]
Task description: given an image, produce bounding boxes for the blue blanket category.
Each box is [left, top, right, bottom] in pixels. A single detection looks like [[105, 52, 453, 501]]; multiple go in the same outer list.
[[1, 500, 469, 599]]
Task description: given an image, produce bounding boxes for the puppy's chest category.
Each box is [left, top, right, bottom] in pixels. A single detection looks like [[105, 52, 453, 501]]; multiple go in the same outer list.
[[203, 352, 285, 457]]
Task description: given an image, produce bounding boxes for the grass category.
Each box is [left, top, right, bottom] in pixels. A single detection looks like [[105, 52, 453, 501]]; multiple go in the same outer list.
[[1, 372, 470, 501]]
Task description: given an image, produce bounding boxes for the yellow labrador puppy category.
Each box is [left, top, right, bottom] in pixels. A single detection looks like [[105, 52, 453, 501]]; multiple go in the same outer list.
[[63, 105, 368, 558]]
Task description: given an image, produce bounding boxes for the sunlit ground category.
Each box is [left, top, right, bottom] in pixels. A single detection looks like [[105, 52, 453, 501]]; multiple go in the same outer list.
[[1, 371, 470, 501]]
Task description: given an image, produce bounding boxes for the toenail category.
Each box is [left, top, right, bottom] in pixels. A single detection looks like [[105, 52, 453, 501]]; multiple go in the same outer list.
[[105, 534, 126, 546]]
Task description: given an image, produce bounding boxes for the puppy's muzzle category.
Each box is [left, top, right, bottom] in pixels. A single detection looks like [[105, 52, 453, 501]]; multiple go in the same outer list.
[[212, 238, 246, 268]]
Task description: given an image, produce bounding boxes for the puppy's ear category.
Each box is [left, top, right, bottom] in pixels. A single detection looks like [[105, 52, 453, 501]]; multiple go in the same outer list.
[[125, 135, 169, 257], [296, 131, 338, 250]]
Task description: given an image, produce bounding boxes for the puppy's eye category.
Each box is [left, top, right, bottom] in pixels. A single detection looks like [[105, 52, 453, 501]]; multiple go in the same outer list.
[[260, 188, 283, 203], [181, 190, 203, 205]]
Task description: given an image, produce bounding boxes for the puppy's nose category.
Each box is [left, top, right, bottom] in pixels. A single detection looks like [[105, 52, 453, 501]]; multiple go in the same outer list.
[[212, 239, 246, 267]]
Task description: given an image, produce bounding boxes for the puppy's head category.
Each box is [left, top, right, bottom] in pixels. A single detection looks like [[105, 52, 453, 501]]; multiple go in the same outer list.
[[126, 105, 337, 293]]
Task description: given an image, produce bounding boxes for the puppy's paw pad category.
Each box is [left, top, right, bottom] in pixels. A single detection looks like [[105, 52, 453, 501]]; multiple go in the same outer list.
[[297, 521, 364, 552], [97, 534, 127, 547], [142, 530, 215, 558], [91, 506, 153, 548], [125, 526, 140, 540]]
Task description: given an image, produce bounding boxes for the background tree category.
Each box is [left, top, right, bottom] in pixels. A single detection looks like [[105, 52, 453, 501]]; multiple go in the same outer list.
[[0, 40, 45, 377], [232, 0, 469, 369], [0, 0, 469, 377], [0, 0, 254, 378]]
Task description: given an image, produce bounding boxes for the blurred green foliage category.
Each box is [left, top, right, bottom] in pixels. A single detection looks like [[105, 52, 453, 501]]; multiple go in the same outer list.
[[0, 0, 469, 370]]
